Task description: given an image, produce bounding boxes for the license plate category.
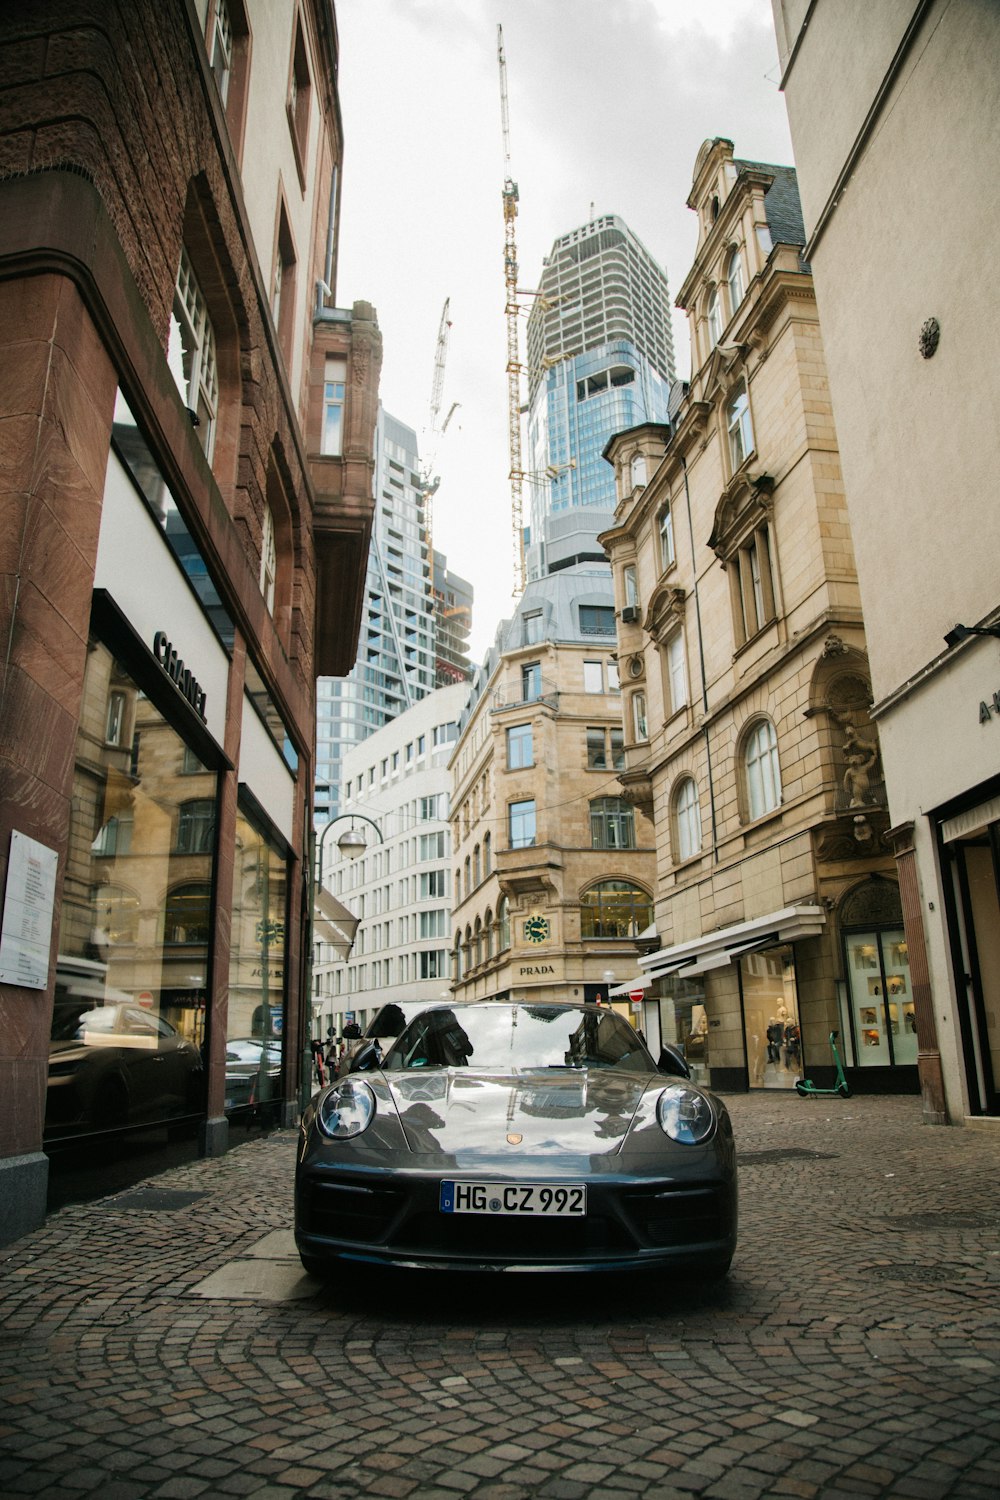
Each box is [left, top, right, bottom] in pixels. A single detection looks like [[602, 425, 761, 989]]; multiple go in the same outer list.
[[440, 1181, 586, 1216]]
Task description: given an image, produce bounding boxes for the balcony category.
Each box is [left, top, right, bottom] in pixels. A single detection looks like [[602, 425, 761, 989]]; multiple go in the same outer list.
[[490, 678, 559, 713]]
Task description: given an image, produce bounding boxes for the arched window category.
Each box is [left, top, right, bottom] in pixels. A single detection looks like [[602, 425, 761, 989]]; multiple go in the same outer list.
[[260, 503, 277, 612], [707, 286, 722, 348], [453, 933, 463, 982], [483, 832, 492, 877], [473, 844, 481, 887], [464, 855, 471, 896], [497, 896, 510, 951], [589, 797, 635, 850], [581, 881, 653, 940], [463, 924, 473, 973], [631, 690, 648, 742], [674, 776, 702, 861], [726, 247, 745, 313], [484, 909, 494, 961], [473, 917, 482, 967], [745, 720, 782, 820], [727, 381, 754, 471]]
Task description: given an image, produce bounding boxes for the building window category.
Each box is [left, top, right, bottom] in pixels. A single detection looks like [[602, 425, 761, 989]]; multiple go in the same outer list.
[[707, 286, 722, 348], [583, 660, 604, 694], [164, 883, 213, 945], [483, 832, 492, 876], [664, 632, 687, 715], [169, 248, 219, 461], [581, 880, 653, 939], [91, 813, 133, 858], [630, 453, 647, 489], [523, 611, 543, 644], [509, 799, 536, 849], [321, 357, 346, 455], [209, 0, 233, 104], [260, 504, 276, 612], [176, 799, 216, 855], [506, 722, 533, 769], [498, 896, 510, 950], [420, 869, 446, 899], [453, 935, 463, 982], [632, 690, 648, 742], [659, 505, 675, 572], [623, 565, 639, 608], [586, 726, 607, 769], [272, 204, 297, 361], [287, 13, 312, 186], [727, 381, 754, 472], [674, 776, 702, 861], [473, 845, 481, 886], [590, 797, 635, 850], [419, 832, 445, 860], [105, 690, 128, 746], [419, 950, 446, 980], [727, 247, 745, 313], [521, 661, 541, 702], [580, 605, 615, 636], [731, 525, 776, 644], [745, 719, 782, 821]]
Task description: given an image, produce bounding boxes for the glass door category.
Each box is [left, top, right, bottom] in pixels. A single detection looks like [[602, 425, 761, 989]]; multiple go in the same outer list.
[[843, 929, 915, 1066], [740, 946, 801, 1089]]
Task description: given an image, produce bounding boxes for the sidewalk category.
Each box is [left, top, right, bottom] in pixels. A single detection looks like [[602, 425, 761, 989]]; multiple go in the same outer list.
[[1, 1092, 998, 1499]]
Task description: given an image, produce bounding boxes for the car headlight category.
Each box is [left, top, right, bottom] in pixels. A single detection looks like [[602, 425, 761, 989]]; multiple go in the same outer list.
[[656, 1086, 715, 1144], [317, 1078, 375, 1139]]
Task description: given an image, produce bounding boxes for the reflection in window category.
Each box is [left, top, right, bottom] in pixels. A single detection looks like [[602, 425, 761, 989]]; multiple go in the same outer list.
[[229, 809, 287, 1105], [164, 884, 213, 945], [675, 776, 702, 860], [177, 799, 216, 854]]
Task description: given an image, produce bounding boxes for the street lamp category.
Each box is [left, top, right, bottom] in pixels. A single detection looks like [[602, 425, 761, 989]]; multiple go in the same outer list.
[[316, 812, 384, 883], [944, 622, 1000, 648]]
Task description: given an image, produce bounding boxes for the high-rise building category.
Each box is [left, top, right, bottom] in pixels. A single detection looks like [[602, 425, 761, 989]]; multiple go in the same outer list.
[[524, 214, 676, 580], [315, 408, 472, 826], [432, 553, 474, 688]]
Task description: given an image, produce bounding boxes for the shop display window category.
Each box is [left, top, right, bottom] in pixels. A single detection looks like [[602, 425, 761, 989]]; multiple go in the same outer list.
[[225, 809, 288, 1117], [47, 639, 217, 1142], [842, 929, 915, 1066], [741, 946, 801, 1089]]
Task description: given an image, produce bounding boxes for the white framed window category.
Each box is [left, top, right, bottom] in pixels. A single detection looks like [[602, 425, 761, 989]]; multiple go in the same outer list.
[[745, 719, 782, 821], [675, 776, 702, 861], [727, 247, 745, 313], [731, 525, 776, 644], [727, 381, 754, 471], [632, 690, 648, 742], [659, 504, 675, 572], [707, 286, 722, 348], [506, 722, 533, 769], [321, 357, 346, 455], [260, 504, 276, 612], [210, 0, 233, 105], [169, 247, 219, 461], [523, 611, 543, 644], [583, 660, 604, 694], [623, 564, 639, 608], [665, 632, 687, 714], [509, 799, 536, 849], [629, 453, 647, 489], [590, 797, 635, 850]]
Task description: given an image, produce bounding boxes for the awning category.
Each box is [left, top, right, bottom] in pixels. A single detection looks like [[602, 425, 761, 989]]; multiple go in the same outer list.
[[629, 904, 826, 987], [314, 885, 360, 961]]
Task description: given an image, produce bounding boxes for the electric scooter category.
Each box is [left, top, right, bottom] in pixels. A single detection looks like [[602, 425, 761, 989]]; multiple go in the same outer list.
[[795, 1030, 852, 1098]]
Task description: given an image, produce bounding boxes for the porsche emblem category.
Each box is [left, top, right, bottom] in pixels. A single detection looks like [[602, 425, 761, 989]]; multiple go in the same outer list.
[[506, 1133, 523, 1145]]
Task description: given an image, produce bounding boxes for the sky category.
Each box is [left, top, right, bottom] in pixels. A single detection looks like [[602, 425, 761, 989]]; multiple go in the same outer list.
[[333, 0, 794, 663]]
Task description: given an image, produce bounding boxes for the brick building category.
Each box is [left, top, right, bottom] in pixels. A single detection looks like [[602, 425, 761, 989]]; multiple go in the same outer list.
[[0, 0, 381, 1241], [601, 140, 905, 1093]]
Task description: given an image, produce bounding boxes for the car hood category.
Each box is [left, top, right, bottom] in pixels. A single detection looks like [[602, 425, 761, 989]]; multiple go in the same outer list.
[[383, 1069, 653, 1159]]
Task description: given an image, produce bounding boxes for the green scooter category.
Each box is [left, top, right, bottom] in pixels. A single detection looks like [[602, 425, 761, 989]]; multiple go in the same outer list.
[[795, 1030, 852, 1098]]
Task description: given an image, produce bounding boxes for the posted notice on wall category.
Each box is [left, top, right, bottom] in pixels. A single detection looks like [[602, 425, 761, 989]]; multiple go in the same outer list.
[[0, 831, 58, 989]]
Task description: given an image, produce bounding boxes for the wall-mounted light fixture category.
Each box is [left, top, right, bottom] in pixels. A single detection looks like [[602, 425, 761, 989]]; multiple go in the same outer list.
[[944, 622, 1000, 648]]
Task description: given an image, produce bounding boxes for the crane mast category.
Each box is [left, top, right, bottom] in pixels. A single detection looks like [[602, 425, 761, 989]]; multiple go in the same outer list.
[[497, 24, 525, 596], [421, 297, 453, 565]]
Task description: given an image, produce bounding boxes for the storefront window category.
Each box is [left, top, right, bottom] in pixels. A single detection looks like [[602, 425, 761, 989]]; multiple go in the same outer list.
[[225, 809, 288, 1117], [741, 945, 801, 1089], [843, 929, 915, 1066], [47, 639, 215, 1142]]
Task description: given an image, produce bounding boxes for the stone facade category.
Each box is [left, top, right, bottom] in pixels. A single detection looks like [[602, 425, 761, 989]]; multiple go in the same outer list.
[[449, 575, 656, 1016], [0, 0, 380, 1240], [771, 0, 999, 1124], [601, 140, 903, 1095]]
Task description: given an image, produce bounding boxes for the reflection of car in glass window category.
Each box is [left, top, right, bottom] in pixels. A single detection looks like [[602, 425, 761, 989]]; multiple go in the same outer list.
[[46, 997, 203, 1139], [224, 1038, 282, 1114]]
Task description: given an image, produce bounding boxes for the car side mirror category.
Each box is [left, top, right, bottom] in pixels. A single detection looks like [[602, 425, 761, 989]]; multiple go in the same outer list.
[[657, 1043, 691, 1080], [347, 1040, 382, 1073]]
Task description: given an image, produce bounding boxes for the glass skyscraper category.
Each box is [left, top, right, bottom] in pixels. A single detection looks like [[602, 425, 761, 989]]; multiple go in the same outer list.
[[524, 215, 676, 579]]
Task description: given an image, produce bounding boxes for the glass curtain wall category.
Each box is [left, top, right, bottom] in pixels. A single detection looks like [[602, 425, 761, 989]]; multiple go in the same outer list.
[[225, 808, 288, 1118]]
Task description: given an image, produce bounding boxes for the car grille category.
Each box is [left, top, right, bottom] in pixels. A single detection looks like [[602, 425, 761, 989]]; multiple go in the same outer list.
[[301, 1179, 405, 1243], [622, 1182, 730, 1247], [399, 1210, 632, 1259]]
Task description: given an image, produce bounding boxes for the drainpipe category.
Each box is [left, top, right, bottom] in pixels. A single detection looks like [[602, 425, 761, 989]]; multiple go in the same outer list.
[[680, 453, 719, 862]]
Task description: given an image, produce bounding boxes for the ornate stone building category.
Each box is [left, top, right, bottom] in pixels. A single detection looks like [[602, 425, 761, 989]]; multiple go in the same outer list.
[[600, 140, 904, 1094], [0, 0, 381, 1240], [449, 571, 656, 1017]]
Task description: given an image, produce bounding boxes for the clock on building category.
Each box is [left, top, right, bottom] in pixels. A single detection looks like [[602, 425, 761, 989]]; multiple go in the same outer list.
[[523, 913, 550, 945]]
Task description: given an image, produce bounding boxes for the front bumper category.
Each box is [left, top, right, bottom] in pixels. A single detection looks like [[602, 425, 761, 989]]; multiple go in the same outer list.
[[294, 1159, 737, 1274]]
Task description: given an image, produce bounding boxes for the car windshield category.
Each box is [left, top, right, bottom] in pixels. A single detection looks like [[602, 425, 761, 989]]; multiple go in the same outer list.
[[381, 1005, 655, 1075]]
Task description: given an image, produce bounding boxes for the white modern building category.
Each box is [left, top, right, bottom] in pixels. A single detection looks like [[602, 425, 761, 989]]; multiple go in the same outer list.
[[313, 682, 467, 1038]]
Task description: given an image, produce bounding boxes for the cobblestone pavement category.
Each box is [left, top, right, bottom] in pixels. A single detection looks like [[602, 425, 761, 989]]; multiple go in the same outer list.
[[1, 1094, 998, 1500]]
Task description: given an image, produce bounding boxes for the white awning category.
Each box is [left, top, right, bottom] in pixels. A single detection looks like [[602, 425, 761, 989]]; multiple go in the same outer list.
[[314, 885, 359, 960], [636, 904, 826, 984]]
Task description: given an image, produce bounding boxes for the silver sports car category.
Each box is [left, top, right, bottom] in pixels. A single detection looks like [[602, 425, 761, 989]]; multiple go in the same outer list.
[[294, 1001, 737, 1278]]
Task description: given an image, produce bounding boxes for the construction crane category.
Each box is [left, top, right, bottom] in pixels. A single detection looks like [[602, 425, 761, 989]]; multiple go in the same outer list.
[[497, 23, 526, 596], [420, 298, 458, 564]]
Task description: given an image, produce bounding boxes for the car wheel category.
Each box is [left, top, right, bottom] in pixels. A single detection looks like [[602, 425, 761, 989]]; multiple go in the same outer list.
[[299, 1253, 329, 1280]]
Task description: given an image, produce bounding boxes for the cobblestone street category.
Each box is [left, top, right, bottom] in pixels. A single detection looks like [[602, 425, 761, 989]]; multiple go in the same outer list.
[[1, 1094, 998, 1500]]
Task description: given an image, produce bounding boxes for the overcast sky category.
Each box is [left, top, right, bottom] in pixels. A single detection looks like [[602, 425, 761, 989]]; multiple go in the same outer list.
[[333, 0, 794, 662]]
